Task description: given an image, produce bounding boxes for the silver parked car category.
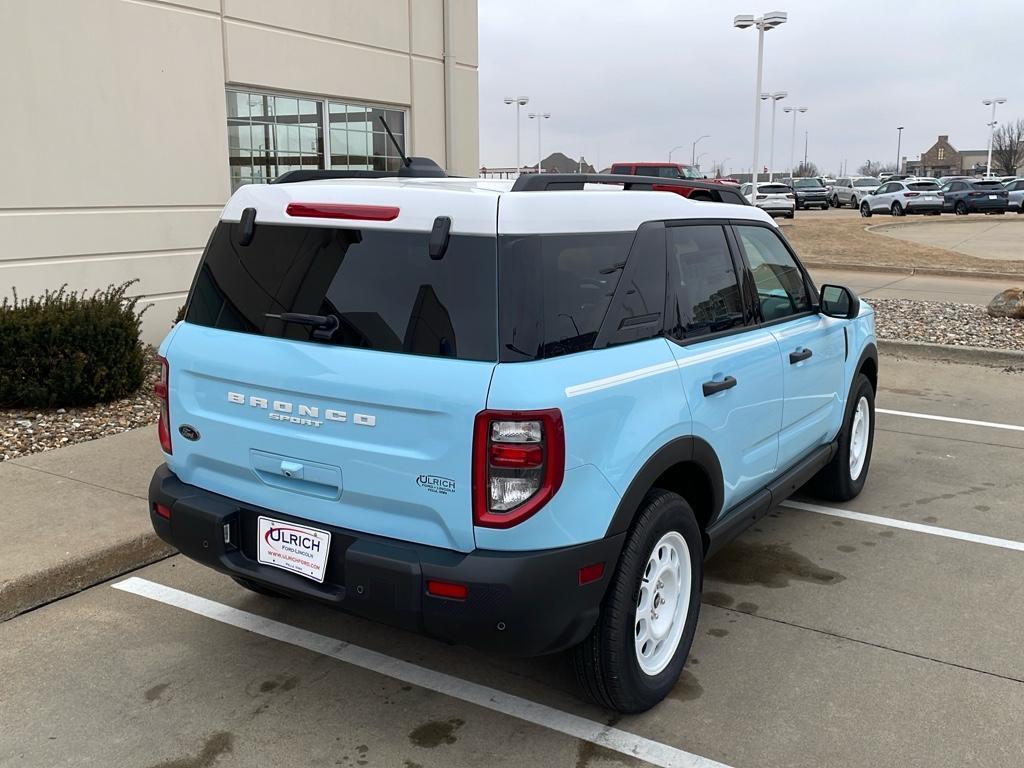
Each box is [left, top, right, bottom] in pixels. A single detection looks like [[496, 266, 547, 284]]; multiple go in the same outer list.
[[741, 182, 795, 218], [1004, 179, 1024, 212], [829, 176, 881, 208], [860, 180, 943, 217]]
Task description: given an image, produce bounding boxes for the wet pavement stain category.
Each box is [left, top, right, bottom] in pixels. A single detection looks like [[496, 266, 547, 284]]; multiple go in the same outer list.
[[257, 675, 299, 694], [702, 591, 734, 606], [403, 761, 424, 768], [878, 530, 895, 538], [409, 718, 464, 748], [922, 516, 938, 523], [147, 731, 234, 768], [706, 541, 846, 589], [831, 520, 845, 526], [670, 670, 703, 702], [574, 714, 644, 768], [707, 628, 729, 638], [975, 505, 991, 512], [145, 683, 169, 702], [862, 541, 877, 547], [837, 545, 856, 553], [736, 602, 759, 613]]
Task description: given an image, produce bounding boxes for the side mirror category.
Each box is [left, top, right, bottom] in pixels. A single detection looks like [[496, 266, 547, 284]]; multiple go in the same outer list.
[[819, 284, 860, 319]]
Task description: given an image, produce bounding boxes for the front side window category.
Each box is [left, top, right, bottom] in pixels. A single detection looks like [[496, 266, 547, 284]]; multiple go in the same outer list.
[[187, 223, 497, 361], [666, 225, 748, 340], [735, 225, 812, 322], [226, 90, 406, 192]]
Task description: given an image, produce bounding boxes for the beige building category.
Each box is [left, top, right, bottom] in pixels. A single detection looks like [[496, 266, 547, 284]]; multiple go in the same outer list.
[[1, 0, 480, 342]]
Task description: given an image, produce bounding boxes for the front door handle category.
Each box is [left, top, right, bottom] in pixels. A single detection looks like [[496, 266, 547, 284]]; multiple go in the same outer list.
[[702, 376, 737, 397], [789, 348, 813, 364]]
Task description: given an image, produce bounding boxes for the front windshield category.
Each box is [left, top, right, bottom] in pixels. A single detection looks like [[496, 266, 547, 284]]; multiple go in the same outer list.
[[854, 178, 880, 187], [679, 166, 702, 179], [793, 179, 822, 188]]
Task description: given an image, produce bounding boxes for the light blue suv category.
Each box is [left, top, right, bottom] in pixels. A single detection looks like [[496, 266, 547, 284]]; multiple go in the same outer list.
[[149, 165, 877, 713]]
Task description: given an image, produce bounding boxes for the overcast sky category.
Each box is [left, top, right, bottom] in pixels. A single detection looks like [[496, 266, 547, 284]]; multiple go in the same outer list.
[[477, 0, 1022, 175]]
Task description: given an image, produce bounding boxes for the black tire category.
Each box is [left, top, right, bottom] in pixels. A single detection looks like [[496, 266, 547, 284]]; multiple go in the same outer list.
[[955, 200, 968, 215], [570, 489, 702, 714], [785, 211, 795, 219], [809, 373, 875, 502], [849, 195, 857, 209], [891, 201, 904, 217], [860, 202, 872, 218], [232, 576, 287, 598]]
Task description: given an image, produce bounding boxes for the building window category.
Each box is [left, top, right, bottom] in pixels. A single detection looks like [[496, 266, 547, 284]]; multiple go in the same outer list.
[[937, 147, 945, 161], [226, 90, 406, 191]]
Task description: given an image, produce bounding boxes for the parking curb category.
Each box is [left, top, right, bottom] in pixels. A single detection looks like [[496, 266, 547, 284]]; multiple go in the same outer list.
[[803, 260, 1023, 282], [0, 531, 176, 622], [879, 339, 1024, 368]]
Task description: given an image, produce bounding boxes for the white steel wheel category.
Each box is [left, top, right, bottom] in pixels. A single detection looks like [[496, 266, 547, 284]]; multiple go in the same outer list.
[[634, 531, 691, 676], [849, 395, 870, 481]]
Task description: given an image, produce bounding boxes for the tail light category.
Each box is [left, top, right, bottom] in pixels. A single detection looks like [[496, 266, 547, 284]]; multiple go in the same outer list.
[[155, 356, 172, 454], [756, 194, 767, 200], [968, 191, 984, 197], [786, 194, 795, 199], [904, 192, 919, 197], [473, 409, 564, 528]]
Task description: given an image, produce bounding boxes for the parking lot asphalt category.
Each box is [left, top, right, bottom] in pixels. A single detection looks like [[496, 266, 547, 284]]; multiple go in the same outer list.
[[2, 356, 1023, 768], [871, 218, 1024, 262]]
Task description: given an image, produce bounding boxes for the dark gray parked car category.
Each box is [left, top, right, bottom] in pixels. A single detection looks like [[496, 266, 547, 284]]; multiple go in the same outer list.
[[790, 178, 829, 210], [940, 179, 1010, 215]]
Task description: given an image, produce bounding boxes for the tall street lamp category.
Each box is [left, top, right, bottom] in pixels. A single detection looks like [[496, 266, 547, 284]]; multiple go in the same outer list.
[[528, 112, 550, 174], [895, 126, 904, 174], [504, 96, 529, 173], [761, 92, 786, 181], [734, 11, 788, 195], [983, 98, 1007, 178], [669, 144, 685, 162], [783, 105, 807, 179], [691, 134, 710, 166]]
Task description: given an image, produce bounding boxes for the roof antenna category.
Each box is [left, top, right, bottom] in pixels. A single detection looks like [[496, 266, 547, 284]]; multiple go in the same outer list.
[[378, 117, 410, 168]]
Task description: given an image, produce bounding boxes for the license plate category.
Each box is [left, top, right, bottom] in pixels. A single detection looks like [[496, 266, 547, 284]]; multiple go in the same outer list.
[[924, 196, 935, 201], [989, 194, 998, 200], [257, 516, 331, 582]]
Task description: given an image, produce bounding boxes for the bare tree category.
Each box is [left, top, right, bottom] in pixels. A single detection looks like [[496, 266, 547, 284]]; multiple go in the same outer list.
[[992, 119, 1024, 175], [857, 159, 885, 176], [794, 160, 819, 177]]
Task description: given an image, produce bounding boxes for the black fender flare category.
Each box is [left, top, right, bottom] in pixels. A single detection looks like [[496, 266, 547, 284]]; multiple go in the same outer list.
[[853, 341, 878, 390], [604, 436, 724, 537]]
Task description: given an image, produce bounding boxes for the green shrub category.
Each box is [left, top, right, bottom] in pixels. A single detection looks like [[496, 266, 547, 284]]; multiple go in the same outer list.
[[0, 281, 148, 408]]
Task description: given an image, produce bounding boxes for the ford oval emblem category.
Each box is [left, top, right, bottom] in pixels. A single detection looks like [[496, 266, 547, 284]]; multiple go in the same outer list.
[[178, 424, 201, 441]]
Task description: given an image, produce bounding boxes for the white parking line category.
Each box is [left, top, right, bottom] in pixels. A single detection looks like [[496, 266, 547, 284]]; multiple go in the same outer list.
[[782, 500, 1024, 553], [112, 576, 733, 768], [877, 408, 1024, 433]]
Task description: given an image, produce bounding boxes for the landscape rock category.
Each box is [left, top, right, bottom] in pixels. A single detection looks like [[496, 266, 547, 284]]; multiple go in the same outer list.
[[986, 287, 1024, 319]]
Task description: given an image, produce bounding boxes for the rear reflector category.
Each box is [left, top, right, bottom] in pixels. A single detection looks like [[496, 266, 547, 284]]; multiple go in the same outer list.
[[489, 442, 543, 468], [578, 562, 605, 585], [285, 202, 400, 221], [153, 503, 171, 520], [426, 580, 468, 600]]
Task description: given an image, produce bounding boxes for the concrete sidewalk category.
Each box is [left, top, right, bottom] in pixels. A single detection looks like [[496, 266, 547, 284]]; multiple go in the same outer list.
[[807, 265, 1017, 304], [0, 427, 170, 621]]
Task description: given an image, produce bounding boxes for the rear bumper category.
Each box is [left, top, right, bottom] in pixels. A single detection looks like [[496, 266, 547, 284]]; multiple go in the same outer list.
[[148, 465, 623, 656], [906, 202, 942, 213]]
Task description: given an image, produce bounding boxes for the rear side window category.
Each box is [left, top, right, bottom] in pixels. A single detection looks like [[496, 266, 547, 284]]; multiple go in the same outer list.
[[610, 166, 632, 175], [185, 222, 497, 361], [666, 225, 748, 340], [498, 232, 635, 361]]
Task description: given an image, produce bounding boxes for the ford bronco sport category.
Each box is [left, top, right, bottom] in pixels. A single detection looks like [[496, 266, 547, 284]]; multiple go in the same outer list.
[[149, 158, 877, 713]]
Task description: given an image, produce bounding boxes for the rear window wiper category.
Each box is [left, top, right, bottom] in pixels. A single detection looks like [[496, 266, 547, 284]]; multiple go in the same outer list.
[[265, 312, 339, 340]]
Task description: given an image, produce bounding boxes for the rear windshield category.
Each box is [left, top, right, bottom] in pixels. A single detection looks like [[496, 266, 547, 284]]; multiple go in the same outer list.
[[185, 222, 497, 361], [972, 180, 1004, 189], [759, 184, 791, 193], [907, 182, 940, 190]]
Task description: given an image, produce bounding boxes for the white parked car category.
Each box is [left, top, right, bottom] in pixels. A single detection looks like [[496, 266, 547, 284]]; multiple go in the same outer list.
[[829, 177, 881, 209], [741, 182, 795, 218], [860, 180, 943, 217], [1005, 179, 1024, 212]]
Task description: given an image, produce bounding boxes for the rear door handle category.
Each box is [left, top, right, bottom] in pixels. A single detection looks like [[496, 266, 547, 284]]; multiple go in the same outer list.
[[702, 376, 737, 397], [789, 348, 813, 364]]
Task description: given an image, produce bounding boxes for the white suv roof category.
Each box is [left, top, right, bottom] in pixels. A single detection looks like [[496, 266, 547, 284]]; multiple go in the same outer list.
[[222, 177, 775, 236]]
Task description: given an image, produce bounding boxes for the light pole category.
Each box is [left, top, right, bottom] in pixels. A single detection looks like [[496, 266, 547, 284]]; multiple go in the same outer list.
[[503, 96, 529, 173], [734, 11, 788, 195], [528, 112, 550, 174], [895, 126, 904, 175], [695, 151, 708, 172], [983, 98, 1006, 177], [783, 105, 806, 179], [669, 145, 686, 162], [761, 92, 786, 181], [691, 134, 709, 166]]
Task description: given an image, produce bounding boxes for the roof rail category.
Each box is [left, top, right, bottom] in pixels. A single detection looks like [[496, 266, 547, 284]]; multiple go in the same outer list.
[[272, 156, 447, 185], [510, 173, 749, 206]]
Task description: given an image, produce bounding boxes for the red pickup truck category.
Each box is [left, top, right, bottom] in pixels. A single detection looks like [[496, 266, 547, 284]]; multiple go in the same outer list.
[[609, 162, 738, 200]]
